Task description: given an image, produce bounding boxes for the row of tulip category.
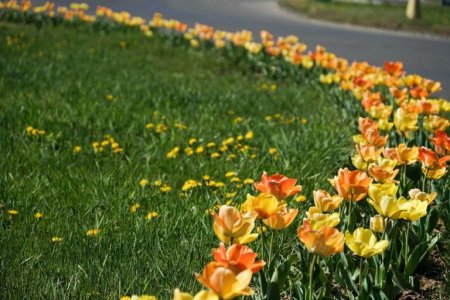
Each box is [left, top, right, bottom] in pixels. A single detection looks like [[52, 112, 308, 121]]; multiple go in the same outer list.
[[1, 1, 449, 299]]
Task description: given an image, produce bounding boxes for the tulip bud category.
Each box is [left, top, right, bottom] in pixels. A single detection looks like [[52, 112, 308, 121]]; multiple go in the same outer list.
[[370, 215, 386, 233]]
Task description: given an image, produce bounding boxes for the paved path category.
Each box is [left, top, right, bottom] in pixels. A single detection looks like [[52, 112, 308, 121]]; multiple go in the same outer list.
[[35, 0, 450, 96]]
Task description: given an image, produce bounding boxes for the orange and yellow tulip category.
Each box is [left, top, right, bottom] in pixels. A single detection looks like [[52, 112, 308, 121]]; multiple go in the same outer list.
[[297, 220, 344, 257], [383, 143, 418, 165], [173, 289, 218, 300], [253, 172, 302, 200], [331, 168, 372, 202], [263, 207, 298, 230], [212, 205, 258, 244], [212, 243, 265, 274], [313, 190, 343, 212], [430, 130, 450, 155], [196, 262, 253, 300]]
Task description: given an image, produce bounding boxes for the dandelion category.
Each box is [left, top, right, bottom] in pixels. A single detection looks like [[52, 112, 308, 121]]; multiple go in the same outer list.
[[139, 179, 149, 187], [7, 209, 18, 216], [225, 171, 237, 178], [153, 180, 162, 187], [166, 147, 180, 159], [295, 195, 307, 202], [145, 123, 154, 129], [206, 142, 216, 148], [182, 179, 201, 191], [86, 228, 100, 237], [268, 148, 277, 155], [195, 146, 204, 154], [243, 178, 254, 185], [189, 138, 198, 145], [34, 212, 44, 220], [130, 203, 141, 213], [73, 145, 81, 153], [184, 147, 194, 156], [300, 118, 308, 125], [105, 94, 114, 101], [145, 211, 159, 220], [245, 131, 254, 140], [160, 184, 172, 193], [51, 236, 63, 243], [230, 176, 240, 183], [211, 152, 221, 158]]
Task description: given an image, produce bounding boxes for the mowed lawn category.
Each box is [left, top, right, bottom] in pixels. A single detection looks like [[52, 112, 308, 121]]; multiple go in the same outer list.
[[0, 23, 355, 299]]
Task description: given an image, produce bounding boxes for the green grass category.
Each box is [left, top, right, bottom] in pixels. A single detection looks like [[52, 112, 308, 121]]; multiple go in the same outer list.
[[0, 23, 355, 299], [280, 0, 450, 36]]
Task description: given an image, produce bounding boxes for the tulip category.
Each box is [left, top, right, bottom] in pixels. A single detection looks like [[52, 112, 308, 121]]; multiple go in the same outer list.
[[423, 115, 450, 133], [173, 289, 218, 300], [306, 207, 340, 230], [370, 215, 386, 233], [263, 207, 298, 230], [408, 189, 437, 205], [253, 172, 302, 200], [196, 262, 254, 299], [297, 220, 344, 257], [394, 107, 418, 134], [313, 190, 343, 212], [418, 147, 450, 179], [383, 143, 418, 165], [430, 130, 450, 155], [212, 243, 265, 274], [399, 200, 428, 221], [212, 205, 258, 244], [242, 193, 284, 219], [331, 168, 372, 202], [368, 159, 399, 183], [368, 182, 399, 202], [368, 194, 407, 220], [345, 228, 389, 258]]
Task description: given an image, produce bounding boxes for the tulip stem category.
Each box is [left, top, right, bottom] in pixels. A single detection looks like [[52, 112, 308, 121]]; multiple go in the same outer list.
[[268, 231, 275, 270], [422, 170, 428, 193], [359, 257, 365, 297], [309, 254, 317, 300]]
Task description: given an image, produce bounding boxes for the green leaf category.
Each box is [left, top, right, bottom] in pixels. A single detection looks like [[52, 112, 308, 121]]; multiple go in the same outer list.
[[392, 267, 413, 290], [405, 235, 440, 277]]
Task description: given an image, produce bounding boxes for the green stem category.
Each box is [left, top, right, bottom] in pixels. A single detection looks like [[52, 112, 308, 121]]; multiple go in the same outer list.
[[347, 194, 353, 231], [359, 257, 365, 297], [260, 222, 265, 262], [268, 230, 275, 270], [422, 169, 428, 192], [309, 254, 317, 300]]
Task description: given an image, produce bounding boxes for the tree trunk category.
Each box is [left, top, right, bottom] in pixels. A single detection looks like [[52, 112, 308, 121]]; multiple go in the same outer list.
[[406, 0, 421, 19]]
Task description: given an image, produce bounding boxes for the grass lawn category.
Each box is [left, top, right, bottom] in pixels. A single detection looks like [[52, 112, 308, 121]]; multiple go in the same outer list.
[[279, 0, 450, 36], [0, 22, 355, 299]]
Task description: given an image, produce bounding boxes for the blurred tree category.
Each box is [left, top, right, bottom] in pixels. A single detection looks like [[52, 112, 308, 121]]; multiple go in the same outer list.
[[406, 0, 421, 19]]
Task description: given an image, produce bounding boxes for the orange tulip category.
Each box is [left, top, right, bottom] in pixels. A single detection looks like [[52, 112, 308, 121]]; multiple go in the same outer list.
[[242, 193, 285, 219], [297, 220, 344, 257], [253, 172, 302, 200], [313, 190, 343, 212], [212, 205, 258, 244], [331, 168, 372, 202], [383, 61, 404, 77], [196, 262, 253, 300], [263, 207, 298, 230], [212, 243, 265, 274], [430, 130, 450, 155], [418, 147, 450, 179], [368, 160, 399, 183]]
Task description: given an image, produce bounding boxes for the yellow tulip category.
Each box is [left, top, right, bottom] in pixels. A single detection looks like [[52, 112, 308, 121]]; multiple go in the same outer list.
[[383, 143, 418, 165], [345, 228, 389, 258], [408, 189, 437, 205], [423, 115, 450, 132], [394, 108, 418, 133], [242, 193, 284, 219], [212, 205, 258, 244], [306, 207, 340, 230], [368, 182, 398, 202], [370, 215, 386, 233], [173, 289, 218, 300], [368, 195, 407, 220], [399, 200, 428, 221]]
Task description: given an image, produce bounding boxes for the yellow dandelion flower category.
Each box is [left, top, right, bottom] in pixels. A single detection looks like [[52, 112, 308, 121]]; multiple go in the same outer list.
[[301, 118, 308, 125], [226, 154, 236, 161], [153, 180, 162, 187], [245, 131, 254, 140], [146, 123, 154, 129], [207, 142, 216, 148], [160, 185, 172, 193], [184, 147, 194, 156], [73, 145, 82, 153], [105, 94, 114, 101], [166, 147, 180, 159], [225, 192, 237, 198], [230, 176, 241, 183], [7, 209, 18, 216], [145, 211, 159, 220], [225, 171, 237, 178], [243, 178, 254, 184], [211, 152, 221, 158], [203, 175, 211, 181], [188, 138, 197, 145], [139, 179, 149, 187], [51, 236, 63, 243], [269, 148, 278, 155], [130, 203, 141, 213], [295, 195, 307, 202], [34, 212, 44, 220], [195, 146, 205, 154], [86, 228, 100, 237]]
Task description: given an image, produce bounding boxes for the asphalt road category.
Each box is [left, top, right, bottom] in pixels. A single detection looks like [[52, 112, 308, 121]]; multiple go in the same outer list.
[[34, 0, 450, 97]]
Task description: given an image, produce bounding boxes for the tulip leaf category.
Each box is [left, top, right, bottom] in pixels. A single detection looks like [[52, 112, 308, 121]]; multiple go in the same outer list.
[[266, 257, 293, 300], [405, 235, 440, 277], [392, 267, 413, 290], [424, 206, 439, 234]]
